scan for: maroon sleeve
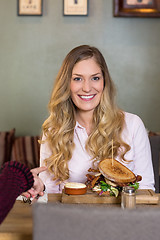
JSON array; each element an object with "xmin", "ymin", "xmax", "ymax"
[{"xmin": 0, "ymin": 161, "xmax": 34, "ymax": 224}]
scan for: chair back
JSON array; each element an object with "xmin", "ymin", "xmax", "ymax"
[
  {"xmin": 33, "ymin": 203, "xmax": 160, "ymax": 240},
  {"xmin": 149, "ymin": 135, "xmax": 160, "ymax": 193}
]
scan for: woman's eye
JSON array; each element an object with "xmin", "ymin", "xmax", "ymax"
[
  {"xmin": 73, "ymin": 77, "xmax": 81, "ymax": 81},
  {"xmin": 92, "ymin": 76, "xmax": 100, "ymax": 81}
]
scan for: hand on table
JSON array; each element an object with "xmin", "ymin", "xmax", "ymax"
[{"xmin": 22, "ymin": 166, "xmax": 47, "ymax": 199}]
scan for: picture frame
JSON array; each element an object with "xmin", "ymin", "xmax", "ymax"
[
  {"xmin": 113, "ymin": 0, "xmax": 160, "ymax": 17},
  {"xmin": 17, "ymin": 0, "xmax": 43, "ymax": 16},
  {"xmin": 63, "ymin": 0, "xmax": 88, "ymax": 16}
]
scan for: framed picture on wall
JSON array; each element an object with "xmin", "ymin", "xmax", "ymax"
[
  {"xmin": 63, "ymin": 0, "xmax": 88, "ymax": 16},
  {"xmin": 18, "ymin": 0, "xmax": 43, "ymax": 16},
  {"xmin": 113, "ymin": 0, "xmax": 160, "ymax": 17}
]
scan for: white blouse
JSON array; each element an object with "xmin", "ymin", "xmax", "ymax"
[{"xmin": 39, "ymin": 112, "xmax": 155, "ymax": 193}]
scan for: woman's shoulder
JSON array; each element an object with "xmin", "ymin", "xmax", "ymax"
[
  {"xmin": 123, "ymin": 111, "xmax": 145, "ymax": 130},
  {"xmin": 122, "ymin": 112, "xmax": 148, "ymax": 139},
  {"xmin": 124, "ymin": 111, "xmax": 142, "ymax": 122}
]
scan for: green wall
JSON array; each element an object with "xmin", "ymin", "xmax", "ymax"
[{"xmin": 0, "ymin": 0, "xmax": 160, "ymax": 136}]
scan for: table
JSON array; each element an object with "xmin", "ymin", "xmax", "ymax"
[
  {"xmin": 0, "ymin": 194, "xmax": 61, "ymax": 240},
  {"xmin": 0, "ymin": 193, "xmax": 160, "ymax": 240}
]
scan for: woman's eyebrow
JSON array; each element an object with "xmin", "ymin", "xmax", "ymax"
[
  {"xmin": 72, "ymin": 72, "xmax": 102, "ymax": 76},
  {"xmin": 91, "ymin": 72, "xmax": 102, "ymax": 76},
  {"xmin": 72, "ymin": 73, "xmax": 83, "ymax": 76}
]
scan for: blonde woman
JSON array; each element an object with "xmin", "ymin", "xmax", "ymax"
[{"xmin": 34, "ymin": 45, "xmax": 154, "ymax": 194}]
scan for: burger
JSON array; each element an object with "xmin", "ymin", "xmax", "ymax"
[{"xmin": 85, "ymin": 158, "xmax": 142, "ymax": 197}]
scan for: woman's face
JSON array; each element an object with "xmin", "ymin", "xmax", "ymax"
[{"xmin": 70, "ymin": 57, "xmax": 104, "ymax": 115}]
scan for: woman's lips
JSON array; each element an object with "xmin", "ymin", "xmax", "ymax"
[{"xmin": 78, "ymin": 94, "xmax": 96, "ymax": 101}]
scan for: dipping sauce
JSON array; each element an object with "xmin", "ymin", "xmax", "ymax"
[{"xmin": 64, "ymin": 182, "xmax": 87, "ymax": 195}]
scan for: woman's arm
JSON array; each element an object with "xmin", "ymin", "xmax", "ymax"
[
  {"xmin": 132, "ymin": 116, "xmax": 155, "ymax": 190},
  {"xmin": 39, "ymin": 137, "xmax": 61, "ymax": 193},
  {"xmin": 124, "ymin": 113, "xmax": 155, "ymax": 191}
]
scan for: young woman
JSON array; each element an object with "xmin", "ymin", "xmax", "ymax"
[{"xmin": 35, "ymin": 45, "xmax": 154, "ymax": 194}]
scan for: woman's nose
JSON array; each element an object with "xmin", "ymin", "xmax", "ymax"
[{"xmin": 82, "ymin": 80, "xmax": 91, "ymax": 92}]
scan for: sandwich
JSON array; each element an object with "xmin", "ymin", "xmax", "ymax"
[{"xmin": 85, "ymin": 158, "xmax": 142, "ymax": 197}]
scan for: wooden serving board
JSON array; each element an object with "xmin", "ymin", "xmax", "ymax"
[{"xmin": 61, "ymin": 189, "xmax": 159, "ymax": 205}]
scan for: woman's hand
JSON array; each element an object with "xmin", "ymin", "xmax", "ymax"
[{"xmin": 22, "ymin": 166, "xmax": 47, "ymax": 199}]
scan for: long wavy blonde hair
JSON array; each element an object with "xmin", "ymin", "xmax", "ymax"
[{"xmin": 41, "ymin": 45, "xmax": 130, "ymax": 182}]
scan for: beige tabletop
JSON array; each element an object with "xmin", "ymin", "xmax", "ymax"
[{"xmin": 0, "ymin": 193, "xmax": 160, "ymax": 240}]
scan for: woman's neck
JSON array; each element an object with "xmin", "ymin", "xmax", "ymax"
[{"xmin": 75, "ymin": 111, "xmax": 94, "ymax": 136}]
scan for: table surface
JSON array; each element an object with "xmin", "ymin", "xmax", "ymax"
[{"xmin": 0, "ymin": 193, "xmax": 160, "ymax": 240}]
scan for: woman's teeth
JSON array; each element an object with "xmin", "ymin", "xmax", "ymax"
[{"xmin": 80, "ymin": 95, "xmax": 94, "ymax": 99}]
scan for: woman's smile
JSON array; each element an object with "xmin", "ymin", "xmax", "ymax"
[{"xmin": 78, "ymin": 94, "xmax": 96, "ymax": 101}]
